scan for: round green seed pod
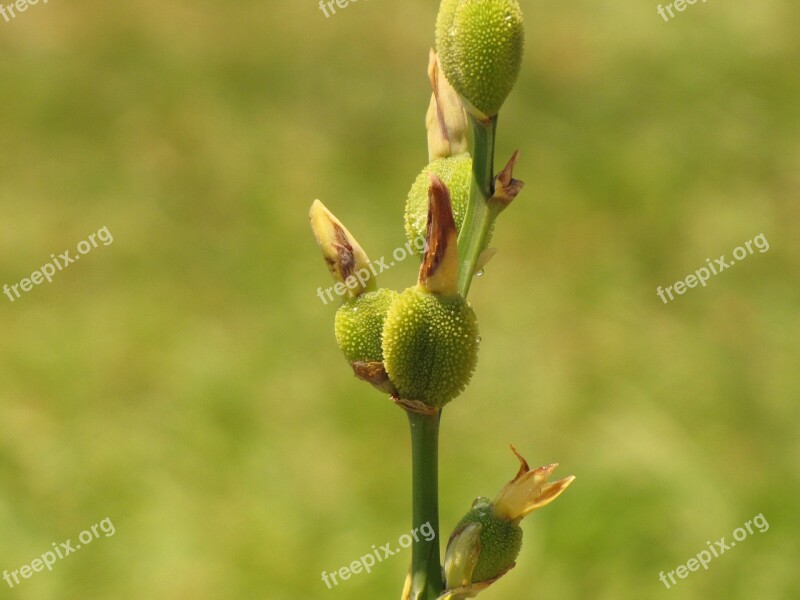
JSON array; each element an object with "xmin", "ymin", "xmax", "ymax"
[
  {"xmin": 382, "ymin": 286, "xmax": 479, "ymax": 408},
  {"xmin": 334, "ymin": 289, "xmax": 398, "ymax": 363},
  {"xmin": 454, "ymin": 498, "xmax": 523, "ymax": 583},
  {"xmin": 405, "ymin": 153, "xmax": 472, "ymax": 257},
  {"xmin": 435, "ymin": 0, "xmax": 461, "ymax": 82},
  {"xmin": 436, "ymin": 0, "xmax": 524, "ymax": 117}
]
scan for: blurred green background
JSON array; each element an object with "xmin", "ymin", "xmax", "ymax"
[{"xmin": 1, "ymin": 0, "xmax": 798, "ymax": 598}]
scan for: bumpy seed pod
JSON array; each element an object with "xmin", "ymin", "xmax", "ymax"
[
  {"xmin": 448, "ymin": 497, "xmax": 523, "ymax": 584},
  {"xmin": 335, "ymin": 288, "xmax": 398, "ymax": 363},
  {"xmin": 436, "ymin": 0, "xmax": 525, "ymax": 118},
  {"xmin": 404, "ymin": 153, "xmax": 472, "ymax": 257},
  {"xmin": 382, "ymin": 286, "xmax": 479, "ymax": 408},
  {"xmin": 443, "ymin": 448, "xmax": 575, "ymax": 594},
  {"xmin": 436, "ymin": 0, "xmax": 461, "ymax": 56},
  {"xmin": 385, "ymin": 175, "xmax": 479, "ymax": 408}
]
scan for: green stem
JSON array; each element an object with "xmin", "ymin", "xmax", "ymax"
[
  {"xmin": 457, "ymin": 114, "xmax": 500, "ymax": 298},
  {"xmin": 407, "ymin": 409, "xmax": 444, "ymax": 600},
  {"xmin": 406, "ymin": 114, "xmax": 501, "ymax": 600}
]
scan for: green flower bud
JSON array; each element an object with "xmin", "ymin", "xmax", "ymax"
[
  {"xmin": 405, "ymin": 154, "xmax": 472, "ymax": 257},
  {"xmin": 436, "ymin": 0, "xmax": 525, "ymax": 117},
  {"xmin": 334, "ymin": 288, "xmax": 398, "ymax": 363},
  {"xmin": 382, "ymin": 286, "xmax": 479, "ymax": 408}
]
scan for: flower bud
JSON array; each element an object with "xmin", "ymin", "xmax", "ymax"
[
  {"xmin": 436, "ymin": 0, "xmax": 525, "ymax": 118},
  {"xmin": 335, "ymin": 288, "xmax": 398, "ymax": 363},
  {"xmin": 405, "ymin": 153, "xmax": 472, "ymax": 257},
  {"xmin": 443, "ymin": 448, "xmax": 575, "ymax": 595},
  {"xmin": 309, "ymin": 199, "xmax": 376, "ymax": 299},
  {"xmin": 426, "ymin": 49, "xmax": 469, "ymax": 161}
]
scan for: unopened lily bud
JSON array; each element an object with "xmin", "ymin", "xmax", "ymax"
[
  {"xmin": 443, "ymin": 448, "xmax": 574, "ymax": 594},
  {"xmin": 436, "ymin": 0, "xmax": 525, "ymax": 118},
  {"xmin": 309, "ymin": 199, "xmax": 376, "ymax": 299},
  {"xmin": 384, "ymin": 176, "xmax": 479, "ymax": 408},
  {"xmin": 405, "ymin": 153, "xmax": 472, "ymax": 257},
  {"xmin": 335, "ymin": 288, "xmax": 398, "ymax": 363},
  {"xmin": 426, "ymin": 49, "xmax": 469, "ymax": 161}
]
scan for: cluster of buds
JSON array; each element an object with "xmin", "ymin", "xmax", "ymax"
[
  {"xmin": 310, "ymin": 172, "xmax": 478, "ymax": 410},
  {"xmin": 310, "ymin": 1, "xmax": 573, "ymax": 598}
]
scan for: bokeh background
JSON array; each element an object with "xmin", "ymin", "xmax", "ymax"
[{"xmin": 1, "ymin": 0, "xmax": 798, "ymax": 598}]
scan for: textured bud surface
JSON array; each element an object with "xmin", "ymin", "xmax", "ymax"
[
  {"xmin": 335, "ymin": 288, "xmax": 398, "ymax": 363},
  {"xmin": 455, "ymin": 501, "xmax": 523, "ymax": 583},
  {"xmin": 435, "ymin": 0, "xmax": 462, "ymax": 86},
  {"xmin": 405, "ymin": 154, "xmax": 472, "ymax": 256},
  {"xmin": 436, "ymin": 0, "xmax": 524, "ymax": 117},
  {"xmin": 382, "ymin": 286, "xmax": 479, "ymax": 407}
]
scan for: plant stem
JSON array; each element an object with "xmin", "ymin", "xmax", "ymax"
[
  {"xmin": 407, "ymin": 409, "xmax": 444, "ymax": 600},
  {"xmin": 457, "ymin": 113, "xmax": 500, "ymax": 298},
  {"xmin": 407, "ymin": 114, "xmax": 500, "ymax": 600}
]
